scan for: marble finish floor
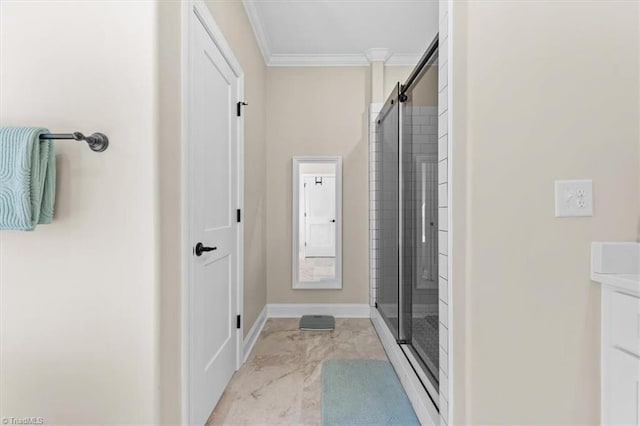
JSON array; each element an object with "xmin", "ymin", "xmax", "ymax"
[
  {"xmin": 207, "ymin": 318, "xmax": 388, "ymax": 425},
  {"xmin": 298, "ymin": 257, "xmax": 336, "ymax": 282}
]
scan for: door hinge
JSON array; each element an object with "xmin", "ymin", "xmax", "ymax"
[
  {"xmin": 237, "ymin": 101, "xmax": 248, "ymax": 117},
  {"xmin": 236, "ymin": 315, "xmax": 241, "ymax": 329},
  {"xmin": 237, "ymin": 209, "xmax": 241, "ymax": 223}
]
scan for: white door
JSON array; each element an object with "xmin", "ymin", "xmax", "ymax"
[
  {"xmin": 304, "ymin": 176, "xmax": 336, "ymax": 257},
  {"xmin": 189, "ymin": 10, "xmax": 238, "ymax": 426}
]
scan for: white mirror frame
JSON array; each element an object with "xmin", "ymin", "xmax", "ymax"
[{"xmin": 292, "ymin": 156, "xmax": 343, "ymax": 290}]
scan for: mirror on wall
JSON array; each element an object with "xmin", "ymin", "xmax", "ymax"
[{"xmin": 292, "ymin": 156, "xmax": 342, "ymax": 289}]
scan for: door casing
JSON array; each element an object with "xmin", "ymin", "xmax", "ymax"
[{"xmin": 181, "ymin": 1, "xmax": 244, "ymax": 424}]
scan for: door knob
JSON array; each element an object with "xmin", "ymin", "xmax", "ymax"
[
  {"xmin": 194, "ymin": 242, "xmax": 217, "ymax": 256},
  {"xmin": 330, "ymin": 219, "xmax": 336, "ymax": 223}
]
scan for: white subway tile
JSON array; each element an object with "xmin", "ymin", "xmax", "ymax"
[
  {"xmin": 439, "ymin": 300, "xmax": 448, "ymax": 328},
  {"xmin": 413, "ymin": 134, "xmax": 429, "ymax": 145},
  {"xmin": 438, "ymin": 110, "xmax": 448, "ymax": 137},
  {"xmin": 439, "ymin": 346, "xmax": 448, "ymax": 375},
  {"xmin": 439, "ymin": 230, "xmax": 448, "ymax": 255},
  {"xmin": 438, "ymin": 61, "xmax": 448, "ymax": 92},
  {"xmin": 439, "ymin": 0, "xmax": 448, "ymax": 24},
  {"xmin": 439, "ymin": 254, "xmax": 448, "ymax": 279},
  {"xmin": 439, "ymin": 368, "xmax": 449, "ymax": 402},
  {"xmin": 438, "ymin": 183, "xmax": 448, "ymax": 207},
  {"xmin": 439, "ymin": 278, "xmax": 448, "ymax": 303},
  {"xmin": 439, "ymin": 207, "xmax": 448, "ymax": 231},
  {"xmin": 439, "ymin": 86, "xmax": 448, "ymax": 116},
  {"xmin": 440, "ymin": 397, "xmax": 449, "ymax": 424},
  {"xmin": 439, "ymin": 322, "xmax": 448, "ymax": 350},
  {"xmin": 438, "ymin": 159, "xmax": 447, "ymax": 183},
  {"xmin": 440, "ymin": 34, "xmax": 449, "ymax": 64},
  {"xmin": 440, "ymin": 13, "xmax": 449, "ymax": 41},
  {"xmin": 438, "ymin": 135, "xmax": 448, "ymax": 161},
  {"xmin": 412, "ymin": 114, "xmax": 429, "ymax": 126}
]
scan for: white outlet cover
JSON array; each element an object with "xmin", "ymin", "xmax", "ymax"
[{"xmin": 555, "ymin": 179, "xmax": 593, "ymax": 217}]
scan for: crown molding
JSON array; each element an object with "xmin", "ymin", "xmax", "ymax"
[
  {"xmin": 385, "ymin": 53, "xmax": 422, "ymax": 66},
  {"xmin": 364, "ymin": 48, "xmax": 392, "ymax": 63},
  {"xmin": 267, "ymin": 53, "xmax": 421, "ymax": 67},
  {"xmin": 242, "ymin": 0, "xmax": 271, "ymax": 64},
  {"xmin": 268, "ymin": 53, "xmax": 370, "ymax": 67}
]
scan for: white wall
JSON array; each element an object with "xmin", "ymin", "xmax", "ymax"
[
  {"xmin": 450, "ymin": 1, "xmax": 640, "ymax": 423},
  {"xmin": 1, "ymin": 2, "xmax": 269, "ymax": 423},
  {"xmin": 0, "ymin": 1, "xmax": 160, "ymax": 423}
]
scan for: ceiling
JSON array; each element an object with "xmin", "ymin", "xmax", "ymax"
[{"xmin": 242, "ymin": 0, "xmax": 439, "ymax": 66}]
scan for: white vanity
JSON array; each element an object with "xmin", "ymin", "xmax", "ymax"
[{"xmin": 592, "ymin": 242, "xmax": 640, "ymax": 425}]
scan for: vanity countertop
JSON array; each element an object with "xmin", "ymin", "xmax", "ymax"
[
  {"xmin": 591, "ymin": 242, "xmax": 640, "ymax": 294},
  {"xmin": 591, "ymin": 272, "xmax": 640, "ymax": 294}
]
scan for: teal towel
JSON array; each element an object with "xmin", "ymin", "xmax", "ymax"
[{"xmin": 0, "ymin": 127, "xmax": 56, "ymax": 230}]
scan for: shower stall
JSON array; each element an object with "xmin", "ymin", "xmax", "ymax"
[{"xmin": 373, "ymin": 37, "xmax": 440, "ymax": 403}]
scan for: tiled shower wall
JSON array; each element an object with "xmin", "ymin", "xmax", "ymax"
[
  {"xmin": 369, "ymin": 105, "xmax": 439, "ymax": 313},
  {"xmin": 369, "ymin": 105, "xmax": 382, "ymax": 308},
  {"xmin": 437, "ymin": 1, "xmax": 451, "ymax": 423}
]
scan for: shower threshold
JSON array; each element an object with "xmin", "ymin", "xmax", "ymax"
[{"xmin": 401, "ymin": 345, "xmax": 440, "ymax": 409}]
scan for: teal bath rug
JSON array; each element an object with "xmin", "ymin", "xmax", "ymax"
[{"xmin": 321, "ymin": 359, "xmax": 420, "ymax": 425}]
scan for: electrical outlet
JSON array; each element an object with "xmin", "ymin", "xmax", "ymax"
[{"xmin": 555, "ymin": 180, "xmax": 593, "ymax": 217}]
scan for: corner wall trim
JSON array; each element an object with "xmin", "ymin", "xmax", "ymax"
[
  {"xmin": 267, "ymin": 303, "xmax": 370, "ymax": 318},
  {"xmin": 242, "ymin": 305, "xmax": 268, "ymax": 363}
]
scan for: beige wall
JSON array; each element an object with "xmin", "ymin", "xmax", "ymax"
[
  {"xmin": 451, "ymin": 1, "xmax": 640, "ymax": 424},
  {"xmin": 0, "ymin": 1, "xmax": 160, "ymax": 423},
  {"xmin": 411, "ymin": 65, "xmax": 438, "ymax": 107},
  {"xmin": 205, "ymin": 0, "xmax": 268, "ymax": 337},
  {"xmin": 384, "ymin": 65, "xmax": 413, "ymax": 99},
  {"xmin": 266, "ymin": 67, "xmax": 370, "ymax": 303},
  {"xmin": 157, "ymin": 1, "xmax": 183, "ymax": 424}
]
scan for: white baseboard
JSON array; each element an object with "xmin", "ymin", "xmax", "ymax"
[
  {"xmin": 370, "ymin": 307, "xmax": 440, "ymax": 426},
  {"xmin": 242, "ymin": 305, "xmax": 267, "ymax": 363},
  {"xmin": 267, "ymin": 303, "xmax": 370, "ymax": 318}
]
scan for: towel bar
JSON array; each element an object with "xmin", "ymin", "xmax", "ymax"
[{"xmin": 39, "ymin": 132, "xmax": 108, "ymax": 152}]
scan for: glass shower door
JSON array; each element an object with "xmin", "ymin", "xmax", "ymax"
[
  {"xmin": 402, "ymin": 51, "xmax": 440, "ymax": 388},
  {"xmin": 373, "ymin": 38, "xmax": 440, "ymax": 400},
  {"xmin": 375, "ymin": 84, "xmax": 400, "ymax": 338}
]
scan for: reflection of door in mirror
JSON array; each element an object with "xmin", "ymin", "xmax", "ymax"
[
  {"xmin": 303, "ymin": 175, "xmax": 336, "ymax": 257},
  {"xmin": 292, "ymin": 157, "xmax": 342, "ymax": 289}
]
